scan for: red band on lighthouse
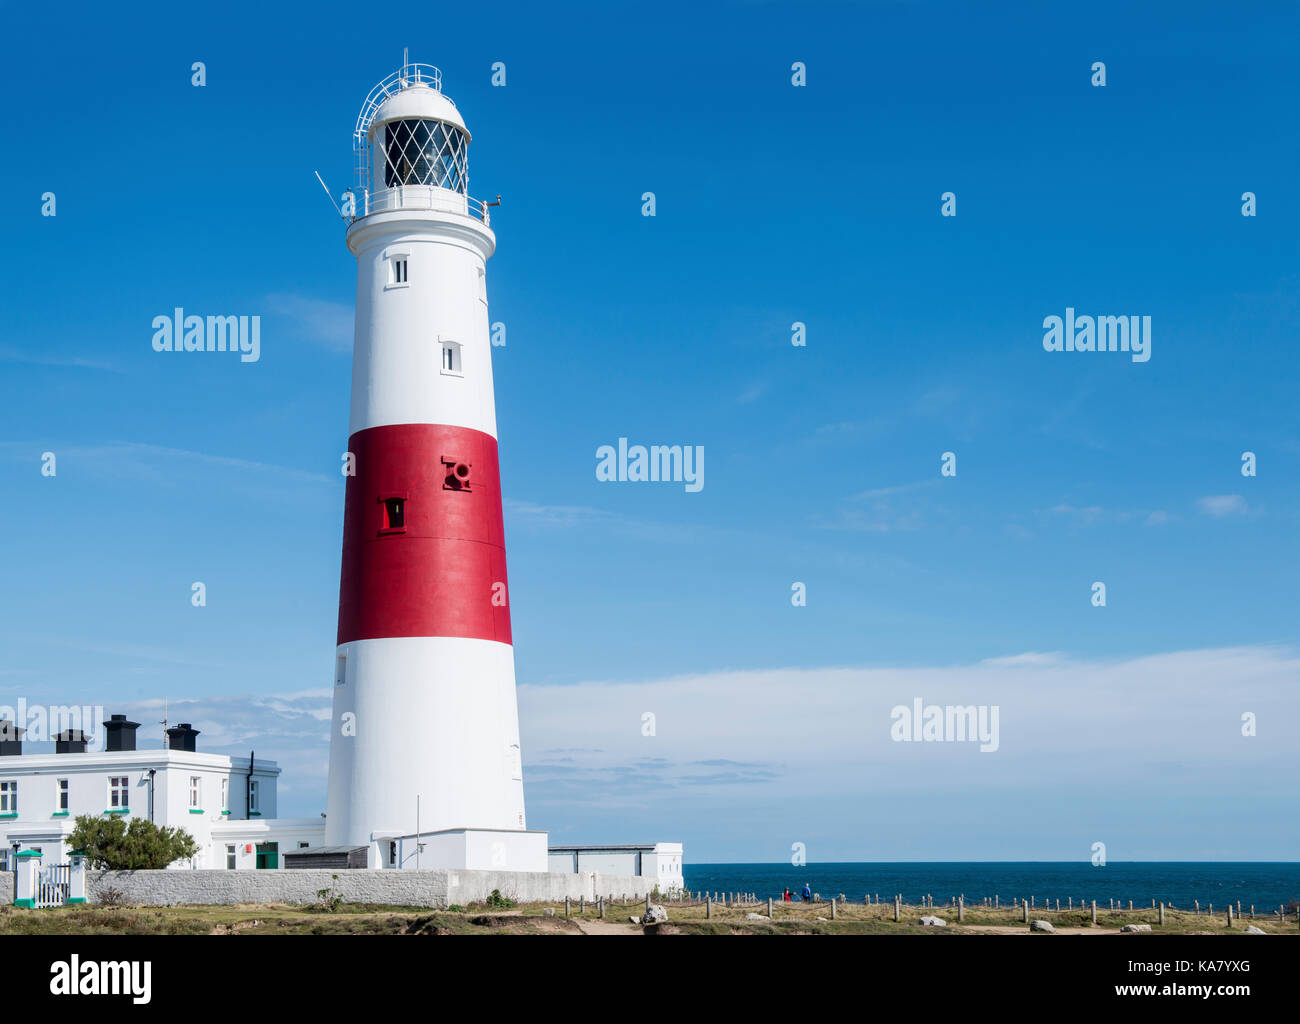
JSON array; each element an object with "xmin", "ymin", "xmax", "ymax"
[{"xmin": 336, "ymin": 422, "xmax": 511, "ymax": 646}]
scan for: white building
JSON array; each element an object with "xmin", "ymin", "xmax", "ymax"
[
  {"xmin": 548, "ymin": 844, "xmax": 685, "ymax": 895},
  {"xmin": 0, "ymin": 716, "xmax": 323, "ymax": 870}
]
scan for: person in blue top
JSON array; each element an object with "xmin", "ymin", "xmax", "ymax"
[{"xmin": 802, "ymin": 882, "xmax": 813, "ymax": 902}]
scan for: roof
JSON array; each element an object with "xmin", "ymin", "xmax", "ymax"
[{"xmin": 547, "ymin": 843, "xmax": 680, "ymax": 853}]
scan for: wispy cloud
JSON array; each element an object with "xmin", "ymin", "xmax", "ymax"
[
  {"xmin": 265, "ymin": 293, "xmax": 353, "ymax": 353},
  {"xmin": 0, "ymin": 346, "xmax": 122, "ymax": 372},
  {"xmin": 0, "ymin": 441, "xmax": 335, "ymax": 488},
  {"xmin": 812, "ymin": 480, "xmax": 939, "ymax": 532},
  {"xmin": 1196, "ymin": 494, "xmax": 1248, "ymax": 518},
  {"xmin": 505, "ymin": 500, "xmax": 612, "ymax": 529}
]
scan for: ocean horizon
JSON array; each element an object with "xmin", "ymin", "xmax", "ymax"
[{"xmin": 682, "ymin": 862, "xmax": 1300, "ymax": 910}]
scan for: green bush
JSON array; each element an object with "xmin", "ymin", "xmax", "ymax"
[{"xmin": 65, "ymin": 815, "xmax": 200, "ymax": 870}]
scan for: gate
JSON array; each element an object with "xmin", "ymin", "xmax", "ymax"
[{"xmin": 35, "ymin": 864, "xmax": 70, "ymax": 908}]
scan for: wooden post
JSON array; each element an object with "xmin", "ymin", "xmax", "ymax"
[
  {"xmin": 646, "ymin": 893, "xmax": 651, "ymax": 914},
  {"xmin": 579, "ymin": 895, "xmax": 585, "ymax": 915},
  {"xmin": 995, "ymin": 894, "xmax": 999, "ymax": 907},
  {"xmin": 705, "ymin": 897, "xmax": 711, "ymax": 919},
  {"xmin": 1159, "ymin": 902, "xmax": 1165, "ymax": 926},
  {"xmin": 831, "ymin": 898, "xmax": 837, "ymax": 920},
  {"xmin": 1055, "ymin": 899, "xmax": 1060, "ymax": 911},
  {"xmin": 894, "ymin": 895, "xmax": 901, "ymax": 922},
  {"xmin": 1226, "ymin": 905, "xmax": 1233, "ymax": 927},
  {"xmin": 1194, "ymin": 900, "xmax": 1199, "ymax": 914},
  {"xmin": 1068, "ymin": 897, "xmax": 1073, "ymax": 910},
  {"xmin": 598, "ymin": 897, "xmax": 604, "ymax": 919},
  {"xmin": 958, "ymin": 896, "xmax": 964, "ymax": 923},
  {"xmin": 1022, "ymin": 899, "xmax": 1028, "ymax": 924},
  {"xmin": 768, "ymin": 897, "xmax": 773, "ymax": 917},
  {"xmin": 1091, "ymin": 900, "xmax": 1097, "ymax": 924},
  {"xmin": 1128, "ymin": 900, "xmax": 1133, "ymax": 911},
  {"xmin": 564, "ymin": 896, "xmax": 570, "ymax": 918}
]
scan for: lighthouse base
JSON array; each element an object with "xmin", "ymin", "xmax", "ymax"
[{"xmin": 367, "ymin": 827, "xmax": 548, "ymax": 872}]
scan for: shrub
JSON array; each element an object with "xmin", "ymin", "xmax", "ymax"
[
  {"xmin": 65, "ymin": 816, "xmax": 200, "ymax": 871},
  {"xmin": 96, "ymin": 887, "xmax": 127, "ymax": 907}
]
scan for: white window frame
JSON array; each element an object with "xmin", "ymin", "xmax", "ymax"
[
  {"xmin": 189, "ymin": 775, "xmax": 201, "ymax": 809},
  {"xmin": 440, "ymin": 338, "xmax": 463, "ymax": 377},
  {"xmin": 0, "ymin": 780, "xmax": 16, "ymax": 814},
  {"xmin": 57, "ymin": 778, "xmax": 69, "ymax": 812},
  {"xmin": 108, "ymin": 776, "xmax": 129, "ymax": 809},
  {"xmin": 385, "ymin": 250, "xmax": 411, "ymax": 290}
]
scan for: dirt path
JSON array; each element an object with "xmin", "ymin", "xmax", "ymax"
[
  {"xmin": 957, "ymin": 924, "xmax": 1115, "ymax": 935},
  {"xmin": 573, "ymin": 918, "xmax": 642, "ymax": 935}
]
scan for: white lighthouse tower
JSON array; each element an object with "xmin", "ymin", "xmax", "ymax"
[{"xmin": 325, "ymin": 61, "xmax": 545, "ymax": 871}]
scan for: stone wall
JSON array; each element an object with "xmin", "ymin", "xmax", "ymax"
[
  {"xmin": 83, "ymin": 868, "xmax": 651, "ymax": 908},
  {"xmin": 1, "ymin": 871, "xmax": 11, "ymax": 903}
]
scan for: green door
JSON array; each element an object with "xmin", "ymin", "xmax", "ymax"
[{"xmin": 255, "ymin": 842, "xmax": 278, "ymax": 869}]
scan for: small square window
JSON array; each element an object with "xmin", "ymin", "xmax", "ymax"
[
  {"xmin": 440, "ymin": 339, "xmax": 462, "ymax": 376},
  {"xmin": 386, "ymin": 254, "xmax": 410, "ymax": 288},
  {"xmin": 378, "ymin": 495, "xmax": 407, "ymax": 534}
]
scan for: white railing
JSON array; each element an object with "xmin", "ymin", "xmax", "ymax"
[
  {"xmin": 354, "ymin": 62, "xmax": 449, "ymax": 205},
  {"xmin": 353, "ymin": 186, "xmax": 494, "ymax": 225}
]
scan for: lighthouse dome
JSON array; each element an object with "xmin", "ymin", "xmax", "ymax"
[
  {"xmin": 354, "ymin": 62, "xmax": 473, "ymax": 200},
  {"xmin": 370, "ymin": 82, "xmax": 468, "ymax": 137}
]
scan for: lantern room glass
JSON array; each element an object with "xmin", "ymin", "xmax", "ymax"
[{"xmin": 382, "ymin": 119, "xmax": 468, "ymax": 193}]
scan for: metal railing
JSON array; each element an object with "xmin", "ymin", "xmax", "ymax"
[{"xmin": 351, "ymin": 186, "xmax": 493, "ymax": 225}]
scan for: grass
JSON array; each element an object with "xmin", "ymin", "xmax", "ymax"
[{"xmin": 1, "ymin": 898, "xmax": 1294, "ymax": 936}]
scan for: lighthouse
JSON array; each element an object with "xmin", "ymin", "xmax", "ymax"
[{"xmin": 325, "ymin": 61, "xmax": 544, "ymax": 871}]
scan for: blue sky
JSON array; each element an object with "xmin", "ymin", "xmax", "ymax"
[{"xmin": 1, "ymin": 0, "xmax": 1297, "ymax": 860}]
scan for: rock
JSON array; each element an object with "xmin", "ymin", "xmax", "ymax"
[
  {"xmin": 1121, "ymin": 924, "xmax": 1152, "ymax": 933},
  {"xmin": 746, "ymin": 913, "xmax": 769, "ymax": 920},
  {"xmin": 542, "ymin": 908, "xmax": 556, "ymax": 917},
  {"xmin": 1243, "ymin": 926, "xmax": 1266, "ymax": 934},
  {"xmin": 918, "ymin": 915, "xmax": 947, "ymax": 927},
  {"xmin": 1030, "ymin": 920, "xmax": 1055, "ymax": 933},
  {"xmin": 642, "ymin": 904, "xmax": 668, "ymax": 924},
  {"xmin": 628, "ymin": 915, "xmax": 641, "ymax": 924}
]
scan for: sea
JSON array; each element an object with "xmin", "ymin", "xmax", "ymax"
[{"xmin": 683, "ymin": 863, "xmax": 1300, "ymax": 910}]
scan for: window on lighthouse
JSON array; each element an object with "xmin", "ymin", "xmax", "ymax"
[
  {"xmin": 440, "ymin": 340, "xmax": 463, "ymax": 376},
  {"xmin": 381, "ymin": 496, "xmax": 406, "ymax": 532},
  {"xmin": 392, "ymin": 258, "xmax": 408, "ymax": 284}
]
